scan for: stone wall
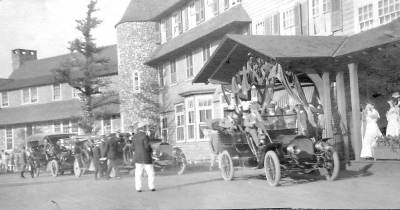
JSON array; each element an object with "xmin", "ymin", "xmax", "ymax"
[{"xmin": 116, "ymin": 22, "xmax": 159, "ymax": 131}]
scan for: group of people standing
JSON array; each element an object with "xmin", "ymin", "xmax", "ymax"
[
  {"xmin": 360, "ymin": 92, "xmax": 400, "ymax": 159},
  {"xmin": 90, "ymin": 122, "xmax": 156, "ymax": 192}
]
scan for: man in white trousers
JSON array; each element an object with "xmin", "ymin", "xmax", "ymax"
[{"xmin": 133, "ymin": 122, "xmax": 155, "ymax": 192}]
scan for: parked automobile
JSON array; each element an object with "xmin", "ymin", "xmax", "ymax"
[{"xmin": 27, "ymin": 133, "xmax": 76, "ymax": 177}]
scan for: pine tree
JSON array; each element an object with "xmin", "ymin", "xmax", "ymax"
[{"xmin": 55, "ymin": 0, "xmax": 115, "ymax": 134}]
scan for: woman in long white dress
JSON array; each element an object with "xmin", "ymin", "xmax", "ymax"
[
  {"xmin": 386, "ymin": 99, "xmax": 400, "ymax": 137},
  {"xmin": 361, "ymin": 104, "xmax": 382, "ymax": 159}
]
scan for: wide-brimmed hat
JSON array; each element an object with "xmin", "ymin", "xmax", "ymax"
[{"xmin": 392, "ymin": 92, "xmax": 400, "ymax": 98}]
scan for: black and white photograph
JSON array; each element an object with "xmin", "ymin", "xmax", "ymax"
[{"xmin": 0, "ymin": 0, "xmax": 400, "ymax": 209}]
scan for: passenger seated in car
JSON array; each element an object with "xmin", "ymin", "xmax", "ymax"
[
  {"xmin": 219, "ymin": 105, "xmax": 239, "ymax": 134},
  {"xmin": 243, "ymin": 102, "xmax": 268, "ymax": 146}
]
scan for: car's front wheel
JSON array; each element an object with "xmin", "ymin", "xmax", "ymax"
[
  {"xmin": 264, "ymin": 150, "xmax": 281, "ymax": 187},
  {"xmin": 50, "ymin": 160, "xmax": 59, "ymax": 177},
  {"xmin": 324, "ymin": 147, "xmax": 340, "ymax": 181}
]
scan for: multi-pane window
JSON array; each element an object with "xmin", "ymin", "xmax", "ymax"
[
  {"xmin": 103, "ymin": 118, "xmax": 112, "ymax": 135},
  {"xmin": 359, "ymin": 4, "xmax": 374, "ymax": 31},
  {"xmin": 31, "ymin": 87, "xmax": 38, "ymax": 103},
  {"xmin": 186, "ymin": 53, "xmax": 194, "ymax": 78},
  {"xmin": 5, "ymin": 128, "xmax": 13, "ymax": 150},
  {"xmin": 53, "ymin": 84, "xmax": 61, "ymax": 101},
  {"xmin": 63, "ymin": 121, "xmax": 70, "ymax": 133},
  {"xmin": 1, "ymin": 92, "xmax": 8, "ymax": 107},
  {"xmin": 71, "ymin": 120, "xmax": 79, "ymax": 134},
  {"xmin": 175, "ymin": 104, "xmax": 185, "ymax": 142},
  {"xmin": 133, "ymin": 71, "xmax": 140, "ymax": 93},
  {"xmin": 255, "ymin": 21, "xmax": 265, "ymax": 35},
  {"xmin": 282, "ymin": 8, "xmax": 295, "ymax": 30},
  {"xmin": 22, "ymin": 87, "xmax": 38, "ymax": 104},
  {"xmin": 195, "ymin": 0, "xmax": 205, "ymax": 24},
  {"xmin": 378, "ymin": 0, "xmax": 400, "ymax": 24},
  {"xmin": 161, "ymin": 116, "xmax": 168, "ymax": 142},
  {"xmin": 186, "ymin": 99, "xmax": 196, "ymax": 140},
  {"xmin": 170, "ymin": 60, "xmax": 177, "ymax": 84},
  {"xmin": 203, "ymin": 44, "xmax": 211, "ymax": 63},
  {"xmin": 72, "ymin": 87, "xmax": 80, "ymax": 98},
  {"xmin": 197, "ymin": 96, "xmax": 213, "ymax": 139},
  {"xmin": 54, "ymin": 121, "xmax": 61, "ymax": 133},
  {"xmin": 173, "ymin": 11, "xmax": 183, "ymax": 36}
]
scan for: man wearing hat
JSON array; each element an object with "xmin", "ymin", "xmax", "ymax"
[
  {"xmin": 133, "ymin": 121, "xmax": 155, "ymax": 192},
  {"xmin": 392, "ymin": 92, "xmax": 400, "ymax": 107}
]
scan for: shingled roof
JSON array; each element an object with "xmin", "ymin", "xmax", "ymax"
[
  {"xmin": 116, "ymin": 0, "xmax": 186, "ymax": 25},
  {"xmin": 2, "ymin": 45, "xmax": 117, "ymax": 91},
  {"xmin": 145, "ymin": 5, "xmax": 251, "ymax": 66},
  {"xmin": 194, "ymin": 19, "xmax": 400, "ymax": 84},
  {"xmin": 0, "ymin": 96, "xmax": 120, "ymax": 126}
]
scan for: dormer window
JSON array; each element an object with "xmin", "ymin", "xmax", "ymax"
[
  {"xmin": 195, "ymin": 0, "xmax": 205, "ymax": 24},
  {"xmin": 22, "ymin": 87, "xmax": 38, "ymax": 104},
  {"xmin": 173, "ymin": 11, "xmax": 183, "ymax": 36},
  {"xmin": 1, "ymin": 92, "xmax": 8, "ymax": 107}
]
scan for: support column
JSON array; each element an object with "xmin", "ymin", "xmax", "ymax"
[
  {"xmin": 322, "ymin": 72, "xmax": 333, "ymax": 138},
  {"xmin": 336, "ymin": 71, "xmax": 350, "ymax": 165},
  {"xmin": 348, "ymin": 63, "xmax": 361, "ymax": 160}
]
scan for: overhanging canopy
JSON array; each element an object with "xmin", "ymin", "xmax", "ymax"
[{"xmin": 193, "ymin": 19, "xmax": 400, "ymax": 84}]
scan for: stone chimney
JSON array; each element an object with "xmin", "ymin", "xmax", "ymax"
[{"xmin": 11, "ymin": 49, "xmax": 37, "ymax": 70}]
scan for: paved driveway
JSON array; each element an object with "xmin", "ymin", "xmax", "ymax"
[{"xmin": 0, "ymin": 161, "xmax": 399, "ymax": 210}]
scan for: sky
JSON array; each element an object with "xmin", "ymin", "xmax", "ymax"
[{"xmin": 0, "ymin": 0, "xmax": 131, "ymax": 78}]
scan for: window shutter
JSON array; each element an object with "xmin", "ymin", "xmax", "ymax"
[
  {"xmin": 166, "ymin": 17, "xmax": 172, "ymax": 41},
  {"xmin": 273, "ymin": 13, "xmax": 280, "ymax": 35},
  {"xmin": 301, "ymin": 1, "xmax": 309, "ymax": 35},
  {"xmin": 178, "ymin": 11, "xmax": 183, "ymax": 34},
  {"xmin": 155, "ymin": 22, "xmax": 161, "ymax": 44},
  {"xmin": 183, "ymin": 7, "xmax": 189, "ymax": 31},
  {"xmin": 264, "ymin": 16, "xmax": 273, "ymax": 35},
  {"xmin": 294, "ymin": 4, "xmax": 302, "ymax": 35},
  {"xmin": 331, "ymin": 0, "xmax": 343, "ymax": 32}
]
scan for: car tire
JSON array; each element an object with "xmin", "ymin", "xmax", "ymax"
[
  {"xmin": 50, "ymin": 160, "xmax": 59, "ymax": 177},
  {"xmin": 324, "ymin": 148, "xmax": 340, "ymax": 181},
  {"xmin": 264, "ymin": 150, "xmax": 281, "ymax": 187},
  {"xmin": 219, "ymin": 150, "xmax": 234, "ymax": 181}
]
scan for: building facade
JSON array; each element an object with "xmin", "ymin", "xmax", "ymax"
[
  {"xmin": 0, "ymin": 46, "xmax": 121, "ymax": 152},
  {"xmin": 117, "ymin": 0, "xmax": 400, "ymax": 162}
]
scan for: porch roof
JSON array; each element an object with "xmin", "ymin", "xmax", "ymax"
[{"xmin": 193, "ymin": 19, "xmax": 400, "ymax": 84}]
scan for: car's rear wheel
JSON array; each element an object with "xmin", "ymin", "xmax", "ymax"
[
  {"xmin": 74, "ymin": 159, "xmax": 82, "ymax": 177},
  {"xmin": 219, "ymin": 150, "xmax": 234, "ymax": 181},
  {"xmin": 50, "ymin": 160, "xmax": 59, "ymax": 177},
  {"xmin": 324, "ymin": 147, "xmax": 340, "ymax": 181},
  {"xmin": 264, "ymin": 150, "xmax": 281, "ymax": 187},
  {"xmin": 175, "ymin": 149, "xmax": 187, "ymax": 176}
]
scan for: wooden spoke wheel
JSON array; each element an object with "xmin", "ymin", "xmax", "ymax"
[
  {"xmin": 50, "ymin": 160, "xmax": 59, "ymax": 177},
  {"xmin": 74, "ymin": 159, "xmax": 85, "ymax": 177},
  {"xmin": 219, "ymin": 150, "xmax": 234, "ymax": 181},
  {"xmin": 175, "ymin": 151, "xmax": 187, "ymax": 176},
  {"xmin": 324, "ymin": 148, "xmax": 340, "ymax": 181},
  {"xmin": 264, "ymin": 151, "xmax": 281, "ymax": 187}
]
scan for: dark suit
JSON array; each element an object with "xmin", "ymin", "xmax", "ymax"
[
  {"xmin": 104, "ymin": 136, "xmax": 120, "ymax": 178},
  {"xmin": 133, "ymin": 131, "xmax": 155, "ymax": 191},
  {"xmin": 133, "ymin": 132, "xmax": 152, "ymax": 164},
  {"xmin": 92, "ymin": 146, "xmax": 102, "ymax": 179}
]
